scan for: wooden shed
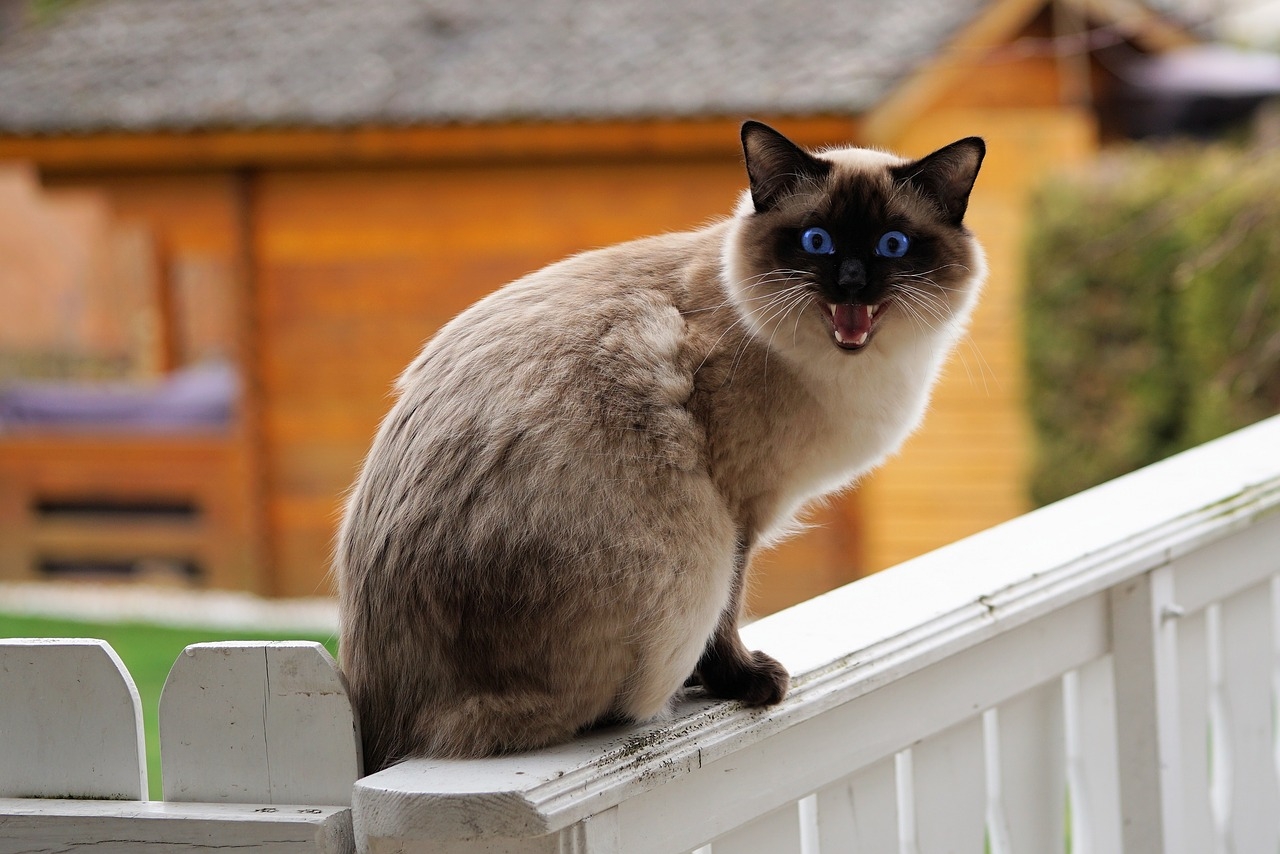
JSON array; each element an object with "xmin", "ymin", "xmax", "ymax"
[{"xmin": 0, "ymin": 0, "xmax": 1190, "ymax": 611}]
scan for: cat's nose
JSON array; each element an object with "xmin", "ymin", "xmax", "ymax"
[{"xmin": 838, "ymin": 258, "xmax": 867, "ymax": 294}]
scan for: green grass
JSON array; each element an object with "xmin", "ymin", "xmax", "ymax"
[{"xmin": 1, "ymin": 613, "xmax": 338, "ymax": 800}]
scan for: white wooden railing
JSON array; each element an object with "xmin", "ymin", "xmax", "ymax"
[{"xmin": 4, "ymin": 415, "xmax": 1280, "ymax": 854}]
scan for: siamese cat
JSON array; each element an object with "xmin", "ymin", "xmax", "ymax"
[{"xmin": 337, "ymin": 121, "xmax": 986, "ymax": 771}]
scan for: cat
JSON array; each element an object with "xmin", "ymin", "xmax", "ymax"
[{"xmin": 336, "ymin": 121, "xmax": 986, "ymax": 771}]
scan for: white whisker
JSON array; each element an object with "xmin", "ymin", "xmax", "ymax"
[
  {"xmin": 726, "ymin": 281, "xmax": 812, "ymax": 384},
  {"xmin": 691, "ymin": 269, "xmax": 814, "ymax": 382}
]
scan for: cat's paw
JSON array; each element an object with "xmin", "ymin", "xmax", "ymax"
[{"xmin": 699, "ymin": 650, "xmax": 789, "ymax": 707}]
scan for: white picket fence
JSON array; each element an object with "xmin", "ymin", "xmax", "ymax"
[
  {"xmin": 0, "ymin": 640, "xmax": 360, "ymax": 853},
  {"xmin": 3, "ymin": 415, "xmax": 1280, "ymax": 854}
]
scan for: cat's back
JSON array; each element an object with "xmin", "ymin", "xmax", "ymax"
[
  {"xmin": 368, "ymin": 226, "xmax": 730, "ymax": 496},
  {"xmin": 343, "ymin": 223, "xmax": 729, "ymax": 578},
  {"xmin": 396, "ymin": 226, "xmax": 722, "ymax": 405}
]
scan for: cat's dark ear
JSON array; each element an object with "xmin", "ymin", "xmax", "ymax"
[
  {"xmin": 740, "ymin": 120, "xmax": 830, "ymax": 213},
  {"xmin": 893, "ymin": 137, "xmax": 985, "ymax": 226}
]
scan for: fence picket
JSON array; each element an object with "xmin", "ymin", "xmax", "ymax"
[
  {"xmin": 709, "ymin": 801, "xmax": 803, "ymax": 854},
  {"xmin": 896, "ymin": 750, "xmax": 920, "ymax": 854},
  {"xmin": 1064, "ymin": 657, "xmax": 1122, "ymax": 854},
  {"xmin": 981, "ymin": 710, "xmax": 1013, "ymax": 854},
  {"xmin": 0, "ymin": 800, "xmax": 354, "ymax": 854},
  {"xmin": 993, "ymin": 681, "xmax": 1066, "ymax": 854},
  {"xmin": 910, "ymin": 716, "xmax": 986, "ymax": 853},
  {"xmin": 1171, "ymin": 608, "xmax": 1214, "ymax": 852},
  {"xmin": 797, "ymin": 794, "xmax": 819, "ymax": 854},
  {"xmin": 1219, "ymin": 581, "xmax": 1280, "ymax": 852},
  {"xmin": 1111, "ymin": 566, "xmax": 1186, "ymax": 853},
  {"xmin": 814, "ymin": 757, "xmax": 898, "ymax": 853},
  {"xmin": 1205, "ymin": 605, "xmax": 1232, "ymax": 853},
  {"xmin": 1273, "ymin": 579, "xmax": 1280, "ymax": 829},
  {"xmin": 159, "ymin": 641, "xmax": 361, "ymax": 806},
  {"xmin": 0, "ymin": 638, "xmax": 145, "ymax": 800}
]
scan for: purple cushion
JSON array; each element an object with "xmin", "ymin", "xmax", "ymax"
[{"xmin": 0, "ymin": 360, "xmax": 238, "ymax": 433}]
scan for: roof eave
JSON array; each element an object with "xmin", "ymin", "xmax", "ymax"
[{"xmin": 0, "ymin": 115, "xmax": 865, "ymax": 172}]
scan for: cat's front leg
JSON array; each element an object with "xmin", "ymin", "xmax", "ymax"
[{"xmin": 690, "ymin": 539, "xmax": 789, "ymax": 706}]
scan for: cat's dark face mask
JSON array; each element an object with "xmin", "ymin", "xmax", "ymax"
[{"xmin": 737, "ymin": 121, "xmax": 984, "ymax": 353}]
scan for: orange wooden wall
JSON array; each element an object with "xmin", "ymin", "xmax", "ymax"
[
  {"xmin": 250, "ymin": 153, "xmax": 865, "ymax": 607},
  {"xmin": 35, "ymin": 128, "xmax": 869, "ymax": 609},
  {"xmin": 30, "ymin": 112, "xmax": 1090, "ymax": 614}
]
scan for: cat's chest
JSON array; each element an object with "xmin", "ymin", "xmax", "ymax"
[
  {"xmin": 823, "ymin": 351, "xmax": 933, "ymax": 453},
  {"xmin": 808, "ymin": 354, "xmax": 927, "ymax": 463},
  {"xmin": 749, "ymin": 339, "xmax": 942, "ymax": 530}
]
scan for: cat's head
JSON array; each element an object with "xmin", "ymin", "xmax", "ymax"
[{"xmin": 724, "ymin": 121, "xmax": 985, "ymax": 357}]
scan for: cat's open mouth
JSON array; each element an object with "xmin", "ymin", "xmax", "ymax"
[{"xmin": 822, "ymin": 301, "xmax": 885, "ymax": 351}]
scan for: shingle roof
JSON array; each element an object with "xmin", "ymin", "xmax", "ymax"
[{"xmin": 0, "ymin": 0, "xmax": 990, "ymax": 133}]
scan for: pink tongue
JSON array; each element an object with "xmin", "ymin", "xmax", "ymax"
[{"xmin": 833, "ymin": 303, "xmax": 872, "ymax": 339}]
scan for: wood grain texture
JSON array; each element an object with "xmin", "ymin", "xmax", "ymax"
[
  {"xmin": 250, "ymin": 156, "xmax": 872, "ymax": 600},
  {"xmin": 858, "ymin": 106, "xmax": 1098, "ymax": 573}
]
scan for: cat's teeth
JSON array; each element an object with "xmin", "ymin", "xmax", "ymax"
[
  {"xmin": 833, "ymin": 327, "xmax": 870, "ymax": 347},
  {"xmin": 868, "ymin": 303, "xmax": 880, "ymax": 318}
]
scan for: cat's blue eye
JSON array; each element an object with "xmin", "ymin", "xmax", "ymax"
[
  {"xmin": 875, "ymin": 230, "xmax": 910, "ymax": 258},
  {"xmin": 800, "ymin": 227, "xmax": 835, "ymax": 255}
]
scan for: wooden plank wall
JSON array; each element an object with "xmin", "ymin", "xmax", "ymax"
[{"xmin": 36, "ymin": 141, "xmax": 867, "ymax": 608}]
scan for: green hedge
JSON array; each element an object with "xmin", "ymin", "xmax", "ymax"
[{"xmin": 1026, "ymin": 144, "xmax": 1280, "ymax": 506}]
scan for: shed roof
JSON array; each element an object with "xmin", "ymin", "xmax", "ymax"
[{"xmin": 0, "ymin": 0, "xmax": 992, "ymax": 133}]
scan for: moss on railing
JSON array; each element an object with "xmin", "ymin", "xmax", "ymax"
[{"xmin": 1025, "ymin": 142, "xmax": 1280, "ymax": 505}]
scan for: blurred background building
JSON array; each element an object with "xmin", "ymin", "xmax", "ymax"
[{"xmin": 0, "ymin": 0, "xmax": 1272, "ymax": 611}]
